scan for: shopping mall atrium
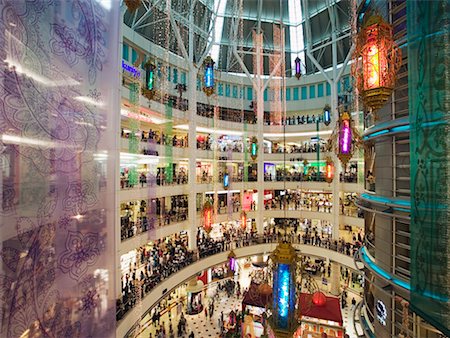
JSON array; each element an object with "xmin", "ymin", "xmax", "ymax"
[{"xmin": 0, "ymin": 0, "xmax": 449, "ymax": 337}]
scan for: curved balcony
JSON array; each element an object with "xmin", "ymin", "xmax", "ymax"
[
  {"xmin": 363, "ymin": 117, "xmax": 409, "ymax": 141},
  {"xmin": 356, "ymin": 192, "xmax": 411, "ymax": 220},
  {"xmin": 116, "ymin": 235, "xmax": 363, "ymax": 337}
]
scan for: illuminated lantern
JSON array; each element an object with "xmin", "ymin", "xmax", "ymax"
[
  {"xmin": 228, "ymin": 250, "xmax": 237, "ymax": 274},
  {"xmin": 337, "ymin": 112, "xmax": 353, "ymax": 167},
  {"xmin": 324, "ymin": 157, "xmax": 334, "ymax": 183},
  {"xmin": 142, "ymin": 60, "xmax": 156, "ymax": 100},
  {"xmin": 294, "ymin": 57, "xmax": 302, "ymax": 80},
  {"xmin": 202, "ymin": 200, "xmax": 213, "ymax": 234},
  {"xmin": 250, "ymin": 136, "xmax": 258, "ymax": 161},
  {"xmin": 312, "ymin": 292, "xmax": 327, "ymax": 307},
  {"xmin": 323, "ymin": 104, "xmax": 331, "ymax": 126},
  {"xmin": 240, "ymin": 211, "xmax": 247, "ymax": 230},
  {"xmin": 203, "ymin": 56, "xmax": 215, "ymax": 96},
  {"xmin": 223, "ymin": 172, "xmax": 229, "ymax": 189},
  {"xmin": 353, "ymin": 15, "xmax": 401, "ymax": 117}
]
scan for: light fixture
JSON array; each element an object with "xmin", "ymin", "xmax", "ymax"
[
  {"xmin": 142, "ymin": 60, "xmax": 156, "ymax": 100},
  {"xmin": 203, "ymin": 56, "xmax": 215, "ymax": 96},
  {"xmin": 352, "ymin": 14, "xmax": 402, "ymax": 118},
  {"xmin": 323, "ymin": 104, "xmax": 331, "ymax": 126},
  {"xmin": 294, "ymin": 56, "xmax": 302, "ymax": 80}
]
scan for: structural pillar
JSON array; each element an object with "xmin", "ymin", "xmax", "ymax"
[{"xmin": 330, "ymin": 261, "xmax": 341, "ymax": 296}]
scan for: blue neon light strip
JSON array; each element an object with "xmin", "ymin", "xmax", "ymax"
[
  {"xmin": 363, "ymin": 124, "xmax": 410, "ymax": 140},
  {"xmin": 361, "ymin": 247, "xmax": 449, "ymax": 302},
  {"xmin": 361, "ymin": 193, "xmax": 411, "ymax": 208}
]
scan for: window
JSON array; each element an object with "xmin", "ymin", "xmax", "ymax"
[
  {"xmin": 337, "ymin": 81, "xmax": 341, "ymax": 93},
  {"xmin": 309, "ymin": 85, "xmax": 316, "ymax": 99},
  {"xmin": 301, "ymin": 87, "xmax": 307, "ymax": 100},
  {"xmin": 232, "ymin": 85, "xmax": 238, "ymax": 98},
  {"xmin": 247, "ymin": 87, "xmax": 253, "ymax": 101},
  {"xmin": 181, "ymin": 72, "xmax": 186, "ymax": 85},
  {"xmin": 225, "ymin": 84, "xmax": 230, "ymax": 97},
  {"xmin": 122, "ymin": 43, "xmax": 129, "ymax": 61},
  {"xmin": 343, "ymin": 76, "xmax": 350, "ymax": 92},
  {"xmin": 218, "ymin": 82, "xmax": 224, "ymax": 96},
  {"xmin": 317, "ymin": 83, "xmax": 324, "ymax": 97},
  {"xmin": 240, "ymin": 87, "xmax": 244, "ymax": 99},
  {"xmin": 286, "ymin": 88, "xmax": 291, "ymax": 101},
  {"xmin": 293, "ymin": 87, "xmax": 299, "ymax": 100},
  {"xmin": 264, "ymin": 89, "xmax": 268, "ymax": 101},
  {"xmin": 326, "ymin": 83, "xmax": 331, "ymax": 96},
  {"xmin": 131, "ymin": 48, "xmax": 138, "ymax": 64},
  {"xmin": 167, "ymin": 66, "xmax": 171, "ymax": 82},
  {"xmin": 157, "ymin": 63, "xmax": 162, "ymax": 77},
  {"xmin": 173, "ymin": 68, "xmax": 178, "ymax": 83}
]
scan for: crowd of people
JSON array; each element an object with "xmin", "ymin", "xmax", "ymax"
[
  {"xmin": 121, "ymin": 128, "xmax": 189, "ymax": 148},
  {"xmin": 120, "ymin": 168, "xmax": 188, "ymax": 189},
  {"xmin": 264, "ymin": 113, "xmax": 327, "ymax": 126},
  {"xmin": 267, "ymin": 141, "xmax": 327, "ymax": 154},
  {"xmin": 264, "ymin": 169, "xmax": 328, "ymax": 182},
  {"xmin": 117, "ymin": 236, "xmax": 194, "ymax": 321},
  {"xmin": 120, "ymin": 196, "xmax": 189, "ymax": 241},
  {"xmin": 264, "ymin": 191, "xmax": 334, "ymax": 213},
  {"xmin": 197, "ymin": 103, "xmax": 257, "ymax": 124}
]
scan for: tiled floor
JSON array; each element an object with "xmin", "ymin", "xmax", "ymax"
[{"xmin": 139, "ymin": 265, "xmax": 362, "ymax": 338}]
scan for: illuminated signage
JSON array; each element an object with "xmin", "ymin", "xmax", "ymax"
[
  {"xmin": 122, "ymin": 60, "xmax": 141, "ymax": 78},
  {"xmin": 223, "ymin": 173, "xmax": 229, "ymax": 189}
]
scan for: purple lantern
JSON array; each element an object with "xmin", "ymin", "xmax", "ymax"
[{"xmin": 295, "ymin": 57, "xmax": 302, "ymax": 79}]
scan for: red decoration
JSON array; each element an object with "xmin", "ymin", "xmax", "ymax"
[
  {"xmin": 240, "ymin": 211, "xmax": 247, "ymax": 230},
  {"xmin": 353, "ymin": 15, "xmax": 402, "ymax": 116},
  {"xmin": 202, "ymin": 200, "xmax": 213, "ymax": 233},
  {"xmin": 312, "ymin": 292, "xmax": 327, "ymax": 307},
  {"xmin": 324, "ymin": 157, "xmax": 334, "ymax": 183}
]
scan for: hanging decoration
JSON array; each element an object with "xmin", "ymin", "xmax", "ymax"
[
  {"xmin": 124, "ymin": 0, "xmax": 141, "ymax": 12},
  {"xmin": 227, "ymin": 250, "xmax": 237, "ymax": 274},
  {"xmin": 324, "ymin": 157, "xmax": 334, "ymax": 183},
  {"xmin": 323, "ymin": 104, "xmax": 331, "ymax": 126},
  {"xmin": 294, "ymin": 57, "xmax": 302, "ymax": 80},
  {"xmin": 142, "ymin": 60, "xmax": 156, "ymax": 100},
  {"xmin": 327, "ymin": 111, "xmax": 363, "ymax": 168},
  {"xmin": 202, "ymin": 200, "xmax": 214, "ymax": 234},
  {"xmin": 223, "ymin": 172, "xmax": 230, "ymax": 189},
  {"xmin": 352, "ymin": 14, "xmax": 402, "ymax": 117},
  {"xmin": 240, "ymin": 211, "xmax": 247, "ymax": 230},
  {"xmin": 250, "ymin": 136, "xmax": 258, "ymax": 161},
  {"xmin": 202, "ymin": 56, "xmax": 215, "ymax": 96}
]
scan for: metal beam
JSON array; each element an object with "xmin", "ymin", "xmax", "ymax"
[
  {"xmin": 169, "ymin": 9, "xmax": 190, "ymax": 64},
  {"xmin": 131, "ymin": 0, "xmax": 164, "ymax": 30}
]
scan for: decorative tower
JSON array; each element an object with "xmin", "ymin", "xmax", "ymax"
[{"xmin": 267, "ymin": 242, "xmax": 300, "ymax": 337}]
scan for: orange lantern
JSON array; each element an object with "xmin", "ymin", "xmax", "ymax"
[
  {"xmin": 353, "ymin": 15, "xmax": 401, "ymax": 116},
  {"xmin": 324, "ymin": 157, "xmax": 334, "ymax": 183},
  {"xmin": 240, "ymin": 211, "xmax": 247, "ymax": 230},
  {"xmin": 202, "ymin": 200, "xmax": 213, "ymax": 234}
]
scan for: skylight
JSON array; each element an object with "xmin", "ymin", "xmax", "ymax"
[{"xmin": 288, "ymin": 0, "xmax": 306, "ymax": 75}]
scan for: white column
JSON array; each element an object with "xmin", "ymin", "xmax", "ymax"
[
  {"xmin": 255, "ymin": 33, "xmax": 265, "ymax": 235},
  {"xmin": 187, "ymin": 70, "xmax": 198, "ymax": 250},
  {"xmin": 330, "ymin": 261, "xmax": 341, "ymax": 296}
]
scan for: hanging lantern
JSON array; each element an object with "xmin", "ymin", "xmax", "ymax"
[
  {"xmin": 223, "ymin": 172, "xmax": 229, "ymax": 189},
  {"xmin": 203, "ymin": 56, "xmax": 215, "ymax": 96},
  {"xmin": 202, "ymin": 200, "xmax": 213, "ymax": 234},
  {"xmin": 337, "ymin": 112, "xmax": 354, "ymax": 167},
  {"xmin": 294, "ymin": 57, "xmax": 302, "ymax": 80},
  {"xmin": 142, "ymin": 60, "xmax": 155, "ymax": 100},
  {"xmin": 324, "ymin": 157, "xmax": 334, "ymax": 183},
  {"xmin": 323, "ymin": 105, "xmax": 331, "ymax": 126},
  {"xmin": 240, "ymin": 211, "xmax": 247, "ymax": 230},
  {"xmin": 228, "ymin": 250, "xmax": 237, "ymax": 274},
  {"xmin": 124, "ymin": 0, "xmax": 141, "ymax": 12},
  {"xmin": 353, "ymin": 15, "xmax": 402, "ymax": 117},
  {"xmin": 250, "ymin": 136, "xmax": 258, "ymax": 161}
]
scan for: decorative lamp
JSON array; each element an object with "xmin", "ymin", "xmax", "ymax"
[
  {"xmin": 223, "ymin": 172, "xmax": 230, "ymax": 189},
  {"xmin": 202, "ymin": 200, "xmax": 213, "ymax": 234},
  {"xmin": 338, "ymin": 112, "xmax": 353, "ymax": 167},
  {"xmin": 353, "ymin": 15, "xmax": 402, "ymax": 117},
  {"xmin": 142, "ymin": 60, "xmax": 156, "ymax": 100},
  {"xmin": 250, "ymin": 136, "xmax": 258, "ymax": 161},
  {"xmin": 124, "ymin": 0, "xmax": 141, "ymax": 12},
  {"xmin": 312, "ymin": 292, "xmax": 327, "ymax": 307},
  {"xmin": 323, "ymin": 104, "xmax": 331, "ymax": 126},
  {"xmin": 228, "ymin": 250, "xmax": 237, "ymax": 273},
  {"xmin": 325, "ymin": 157, "xmax": 334, "ymax": 183},
  {"xmin": 203, "ymin": 56, "xmax": 215, "ymax": 96},
  {"xmin": 240, "ymin": 211, "xmax": 247, "ymax": 230},
  {"xmin": 294, "ymin": 57, "xmax": 302, "ymax": 80}
]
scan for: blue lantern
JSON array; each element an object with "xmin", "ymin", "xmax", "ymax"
[
  {"xmin": 323, "ymin": 104, "xmax": 331, "ymax": 126},
  {"xmin": 203, "ymin": 56, "xmax": 215, "ymax": 96}
]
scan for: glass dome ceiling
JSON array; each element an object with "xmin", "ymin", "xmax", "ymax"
[{"xmin": 123, "ymin": 0, "xmax": 352, "ymax": 76}]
